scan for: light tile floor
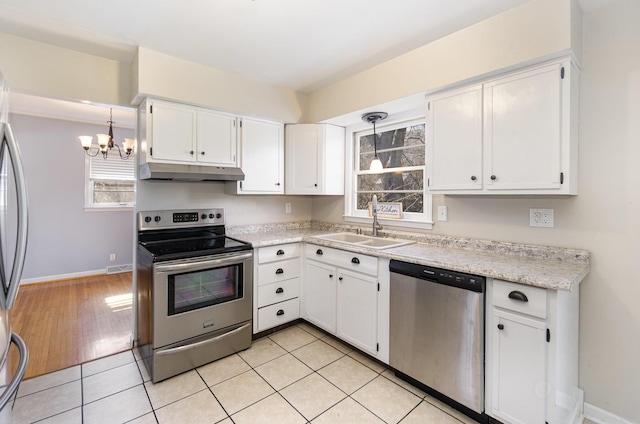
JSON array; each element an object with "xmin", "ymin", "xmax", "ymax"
[{"xmin": 0, "ymin": 323, "xmax": 578, "ymax": 424}]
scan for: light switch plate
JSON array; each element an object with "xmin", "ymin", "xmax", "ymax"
[{"xmin": 530, "ymin": 208, "xmax": 554, "ymax": 227}]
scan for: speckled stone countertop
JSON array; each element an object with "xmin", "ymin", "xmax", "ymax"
[{"xmin": 227, "ymin": 221, "xmax": 590, "ymax": 291}]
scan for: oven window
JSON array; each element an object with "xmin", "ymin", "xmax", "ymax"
[{"xmin": 167, "ymin": 264, "xmax": 243, "ymax": 315}]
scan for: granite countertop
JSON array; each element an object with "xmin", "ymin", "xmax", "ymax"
[{"xmin": 228, "ymin": 222, "xmax": 590, "ymax": 291}]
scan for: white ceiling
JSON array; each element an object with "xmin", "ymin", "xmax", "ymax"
[{"xmin": 0, "ymin": 0, "xmax": 615, "ymax": 124}]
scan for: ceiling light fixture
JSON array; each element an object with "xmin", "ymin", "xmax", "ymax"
[
  {"xmin": 362, "ymin": 111, "xmax": 388, "ymax": 172},
  {"xmin": 79, "ymin": 108, "xmax": 134, "ymax": 160}
]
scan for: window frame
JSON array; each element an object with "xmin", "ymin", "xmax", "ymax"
[
  {"xmin": 84, "ymin": 152, "xmax": 135, "ymax": 211},
  {"xmin": 344, "ymin": 115, "xmax": 433, "ymax": 229}
]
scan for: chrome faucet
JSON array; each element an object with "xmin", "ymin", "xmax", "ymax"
[{"xmin": 372, "ymin": 195, "xmax": 383, "ymax": 236}]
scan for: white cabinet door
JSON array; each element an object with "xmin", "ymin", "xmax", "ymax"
[
  {"xmin": 149, "ymin": 100, "xmax": 196, "ymax": 162},
  {"xmin": 337, "ymin": 269, "xmax": 378, "ymax": 355},
  {"xmin": 492, "ymin": 309, "xmax": 547, "ymax": 424},
  {"xmin": 427, "ymin": 84, "xmax": 483, "ymax": 191},
  {"xmin": 484, "ymin": 63, "xmax": 563, "ymax": 191},
  {"xmin": 286, "ymin": 124, "xmax": 320, "ymax": 194},
  {"xmin": 304, "ymin": 261, "xmax": 337, "ymax": 333},
  {"xmin": 237, "ymin": 118, "xmax": 284, "ymax": 194},
  {"xmin": 196, "ymin": 110, "xmax": 237, "ymax": 166},
  {"xmin": 285, "ymin": 124, "xmax": 345, "ymax": 195}
]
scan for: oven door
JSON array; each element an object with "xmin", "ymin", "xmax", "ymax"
[{"xmin": 152, "ymin": 251, "xmax": 253, "ymax": 349}]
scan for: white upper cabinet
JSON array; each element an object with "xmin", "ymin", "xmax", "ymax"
[
  {"xmin": 196, "ymin": 109, "xmax": 237, "ymax": 166},
  {"xmin": 229, "ymin": 117, "xmax": 284, "ymax": 194},
  {"xmin": 141, "ymin": 99, "xmax": 238, "ymax": 166},
  {"xmin": 285, "ymin": 124, "xmax": 345, "ymax": 195},
  {"xmin": 427, "ymin": 84, "xmax": 483, "ymax": 191},
  {"xmin": 426, "ymin": 58, "xmax": 578, "ymax": 195}
]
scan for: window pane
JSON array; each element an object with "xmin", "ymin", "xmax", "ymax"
[
  {"xmin": 93, "ymin": 180, "xmax": 134, "ymax": 204},
  {"xmin": 358, "ymin": 125, "xmax": 425, "ymax": 171},
  {"xmin": 357, "ymin": 192, "xmax": 424, "ymax": 213},
  {"xmin": 357, "ymin": 170, "xmax": 424, "ymax": 191}
]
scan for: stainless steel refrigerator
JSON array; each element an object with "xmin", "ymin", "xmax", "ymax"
[{"xmin": 0, "ymin": 69, "xmax": 29, "ymax": 411}]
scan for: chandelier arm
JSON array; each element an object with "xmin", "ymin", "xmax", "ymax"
[
  {"xmin": 84, "ymin": 147, "xmax": 101, "ymax": 158},
  {"xmin": 112, "ymin": 143, "xmax": 131, "ymax": 160}
]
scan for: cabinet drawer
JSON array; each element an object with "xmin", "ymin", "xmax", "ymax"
[
  {"xmin": 493, "ymin": 279, "xmax": 547, "ymax": 319},
  {"xmin": 258, "ymin": 243, "xmax": 301, "ymax": 264},
  {"xmin": 257, "ymin": 258, "xmax": 300, "ymax": 286},
  {"xmin": 258, "ymin": 298, "xmax": 300, "ymax": 331},
  {"xmin": 305, "ymin": 244, "xmax": 377, "ymax": 276},
  {"xmin": 257, "ymin": 278, "xmax": 300, "ymax": 307}
]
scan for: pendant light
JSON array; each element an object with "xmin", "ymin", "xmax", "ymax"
[{"xmin": 361, "ymin": 112, "xmax": 388, "ymax": 172}]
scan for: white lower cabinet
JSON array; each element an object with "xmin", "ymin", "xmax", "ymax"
[
  {"xmin": 302, "ymin": 244, "xmax": 382, "ymax": 358},
  {"xmin": 486, "ymin": 278, "xmax": 582, "ymax": 424},
  {"xmin": 254, "ymin": 243, "xmax": 301, "ymax": 333}
]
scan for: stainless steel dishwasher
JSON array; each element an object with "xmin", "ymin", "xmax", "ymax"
[{"xmin": 389, "ymin": 260, "xmax": 487, "ymax": 423}]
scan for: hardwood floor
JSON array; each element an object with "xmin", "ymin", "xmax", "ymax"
[{"xmin": 8, "ymin": 273, "xmax": 133, "ymax": 379}]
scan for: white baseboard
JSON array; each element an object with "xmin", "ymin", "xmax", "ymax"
[
  {"xmin": 584, "ymin": 403, "xmax": 637, "ymax": 424},
  {"xmin": 20, "ymin": 265, "xmax": 133, "ymax": 285}
]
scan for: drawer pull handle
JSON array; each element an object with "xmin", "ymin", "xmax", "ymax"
[
  {"xmin": 276, "ymin": 287, "xmax": 284, "ymax": 294},
  {"xmin": 508, "ymin": 291, "xmax": 529, "ymax": 302},
  {"xmin": 275, "ymin": 268, "xmax": 284, "ymax": 275},
  {"xmin": 276, "ymin": 249, "xmax": 285, "ymax": 256},
  {"xmin": 316, "ymin": 249, "xmax": 323, "ymax": 255},
  {"xmin": 497, "ymin": 324, "xmax": 504, "ymax": 330},
  {"xmin": 276, "ymin": 309, "xmax": 284, "ymax": 316},
  {"xmin": 351, "ymin": 257, "xmax": 360, "ymax": 264}
]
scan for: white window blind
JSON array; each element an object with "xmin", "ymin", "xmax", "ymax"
[{"xmin": 89, "ymin": 152, "xmax": 134, "ymax": 181}]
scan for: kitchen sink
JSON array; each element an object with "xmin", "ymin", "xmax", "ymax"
[{"xmin": 311, "ymin": 232, "xmax": 415, "ymax": 250}]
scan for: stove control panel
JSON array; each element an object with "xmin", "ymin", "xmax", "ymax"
[{"xmin": 138, "ymin": 208, "xmax": 225, "ymax": 230}]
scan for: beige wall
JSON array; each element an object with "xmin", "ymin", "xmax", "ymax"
[
  {"xmin": 0, "ymin": 32, "xmax": 131, "ymax": 106},
  {"xmin": 133, "ymin": 47, "xmax": 305, "ymax": 123},
  {"xmin": 306, "ymin": 0, "xmax": 577, "ymax": 123},
  {"xmin": 312, "ymin": 0, "xmax": 640, "ymax": 421}
]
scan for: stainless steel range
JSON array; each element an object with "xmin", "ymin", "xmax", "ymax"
[{"xmin": 136, "ymin": 208, "xmax": 253, "ymax": 383}]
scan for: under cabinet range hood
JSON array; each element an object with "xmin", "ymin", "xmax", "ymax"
[{"xmin": 139, "ymin": 162, "xmax": 245, "ymax": 182}]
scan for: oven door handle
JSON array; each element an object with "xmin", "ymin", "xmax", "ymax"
[
  {"xmin": 154, "ymin": 252, "xmax": 253, "ymax": 272},
  {"xmin": 155, "ymin": 322, "xmax": 251, "ymax": 357}
]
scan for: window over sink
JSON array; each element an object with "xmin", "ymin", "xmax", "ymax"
[{"xmin": 345, "ymin": 117, "xmax": 432, "ymax": 228}]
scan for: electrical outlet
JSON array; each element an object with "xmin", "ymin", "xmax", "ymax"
[
  {"xmin": 285, "ymin": 203, "xmax": 292, "ymax": 213},
  {"xmin": 530, "ymin": 208, "xmax": 554, "ymax": 227},
  {"xmin": 109, "ymin": 253, "xmax": 116, "ymax": 262},
  {"xmin": 437, "ymin": 205, "xmax": 448, "ymax": 221}
]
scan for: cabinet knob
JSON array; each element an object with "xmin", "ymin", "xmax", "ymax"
[
  {"xmin": 508, "ymin": 291, "xmax": 529, "ymax": 302},
  {"xmin": 329, "ymin": 274, "xmax": 333, "ymax": 278},
  {"xmin": 351, "ymin": 257, "xmax": 360, "ymax": 264},
  {"xmin": 275, "ymin": 268, "xmax": 284, "ymax": 275},
  {"xmin": 276, "ymin": 249, "xmax": 285, "ymax": 256},
  {"xmin": 314, "ymin": 183, "xmax": 318, "ymax": 187},
  {"xmin": 276, "ymin": 309, "xmax": 284, "ymax": 316},
  {"xmin": 276, "ymin": 182, "xmax": 281, "ymax": 186},
  {"xmin": 471, "ymin": 175, "xmax": 477, "ymax": 181},
  {"xmin": 275, "ymin": 287, "xmax": 284, "ymax": 294},
  {"xmin": 491, "ymin": 175, "xmax": 497, "ymax": 180},
  {"xmin": 338, "ymin": 277, "xmax": 343, "ymax": 281},
  {"xmin": 316, "ymin": 249, "xmax": 323, "ymax": 255},
  {"xmin": 201, "ymin": 151, "xmax": 205, "ymax": 156},
  {"xmin": 189, "ymin": 150, "xmax": 194, "ymax": 155},
  {"xmin": 497, "ymin": 324, "xmax": 504, "ymax": 330}
]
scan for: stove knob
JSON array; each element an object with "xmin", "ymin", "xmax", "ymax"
[
  {"xmin": 144, "ymin": 216, "xmax": 152, "ymax": 223},
  {"xmin": 216, "ymin": 213, "xmax": 222, "ymax": 219},
  {"xmin": 209, "ymin": 213, "xmax": 215, "ymax": 219},
  {"xmin": 201, "ymin": 214, "xmax": 207, "ymax": 220},
  {"xmin": 154, "ymin": 216, "xmax": 161, "ymax": 222}
]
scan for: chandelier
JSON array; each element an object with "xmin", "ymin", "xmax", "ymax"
[{"xmin": 79, "ymin": 108, "xmax": 134, "ymax": 160}]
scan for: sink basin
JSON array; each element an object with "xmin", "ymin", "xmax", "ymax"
[{"xmin": 312, "ymin": 232, "xmax": 415, "ymax": 250}]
